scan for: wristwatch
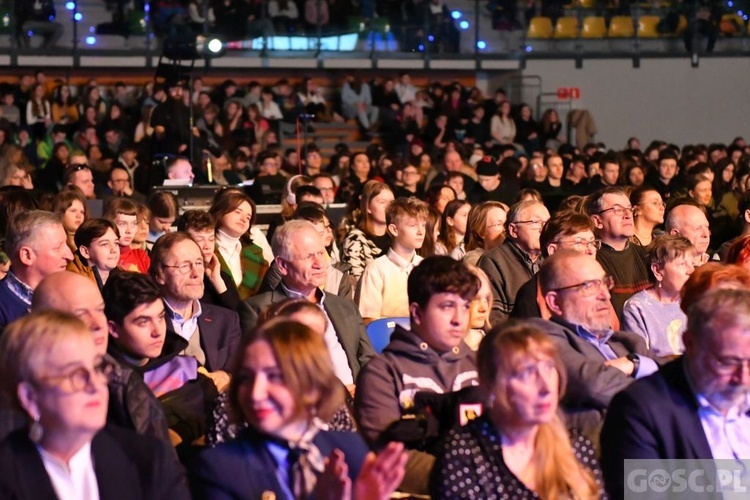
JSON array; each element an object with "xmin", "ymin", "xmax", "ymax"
[{"xmin": 626, "ymin": 353, "xmax": 640, "ymax": 378}]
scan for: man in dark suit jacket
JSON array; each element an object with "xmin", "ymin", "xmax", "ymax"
[
  {"xmin": 151, "ymin": 232, "xmax": 241, "ymax": 388},
  {"xmin": 530, "ymin": 250, "xmax": 660, "ymax": 434},
  {"xmin": 238, "ymin": 220, "xmax": 375, "ymax": 386},
  {"xmin": 600, "ymin": 289, "xmax": 750, "ymax": 500}
]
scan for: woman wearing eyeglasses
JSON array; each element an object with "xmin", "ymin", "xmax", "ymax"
[
  {"xmin": 622, "ymin": 235, "xmax": 696, "ymax": 357},
  {"xmin": 431, "ymin": 323, "xmax": 603, "ymax": 499},
  {"xmin": 0, "ymin": 311, "xmax": 189, "ymax": 499}
]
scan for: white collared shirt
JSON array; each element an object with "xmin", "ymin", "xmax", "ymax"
[
  {"xmin": 38, "ymin": 441, "xmax": 100, "ymax": 500},
  {"xmin": 215, "ymin": 229, "xmax": 243, "ymax": 286},
  {"xmin": 282, "ymin": 283, "xmax": 354, "ymax": 385},
  {"xmin": 164, "ymin": 298, "xmax": 207, "ymax": 366}
]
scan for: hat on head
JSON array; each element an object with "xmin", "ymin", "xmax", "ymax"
[{"xmin": 476, "ymin": 157, "xmax": 499, "ymax": 176}]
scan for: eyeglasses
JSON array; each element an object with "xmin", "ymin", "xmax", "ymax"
[
  {"xmin": 67, "ymin": 163, "xmax": 89, "ymax": 172},
  {"xmin": 553, "ymin": 238, "xmax": 602, "ymax": 251},
  {"xmin": 551, "ymin": 275, "xmax": 615, "ymax": 297},
  {"xmin": 512, "ymin": 219, "xmax": 547, "ymax": 229},
  {"xmin": 596, "ymin": 205, "xmax": 635, "ymax": 217},
  {"xmin": 707, "ymin": 354, "xmax": 750, "ymax": 376},
  {"xmin": 486, "ymin": 221, "xmax": 506, "ymax": 230},
  {"xmin": 38, "ymin": 358, "xmax": 115, "ymax": 393},
  {"xmin": 162, "ymin": 260, "xmax": 205, "ymax": 275}
]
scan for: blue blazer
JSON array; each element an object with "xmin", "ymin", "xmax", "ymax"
[
  {"xmin": 0, "ymin": 426, "xmax": 190, "ymax": 500},
  {"xmin": 190, "ymin": 428, "xmax": 370, "ymax": 499},
  {"xmin": 600, "ymin": 358, "xmax": 715, "ymax": 499}
]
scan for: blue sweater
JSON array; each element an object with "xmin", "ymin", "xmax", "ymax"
[{"xmin": 0, "ymin": 277, "xmax": 30, "ymax": 332}]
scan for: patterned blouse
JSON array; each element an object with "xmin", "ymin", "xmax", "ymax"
[
  {"xmin": 342, "ymin": 228, "xmax": 385, "ymax": 279},
  {"xmin": 206, "ymin": 391, "xmax": 357, "ymax": 448},
  {"xmin": 430, "ymin": 416, "xmax": 605, "ymax": 499}
]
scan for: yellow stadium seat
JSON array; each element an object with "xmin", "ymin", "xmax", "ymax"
[
  {"xmin": 573, "ymin": 0, "xmax": 597, "ymax": 8},
  {"xmin": 637, "ymin": 15, "xmax": 661, "ymax": 38},
  {"xmin": 527, "ymin": 17, "xmax": 554, "ymax": 39},
  {"xmin": 609, "ymin": 16, "xmax": 634, "ymax": 37},
  {"xmin": 554, "ymin": 16, "xmax": 579, "ymax": 39},
  {"xmin": 581, "ymin": 16, "xmax": 607, "ymax": 38},
  {"xmin": 721, "ymin": 13, "xmax": 745, "ymax": 35},
  {"xmin": 676, "ymin": 15, "xmax": 687, "ymax": 35}
]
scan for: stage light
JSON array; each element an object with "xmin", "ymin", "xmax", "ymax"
[
  {"xmin": 451, "ymin": 11, "xmax": 461, "ymax": 20},
  {"xmin": 74, "ymin": 12, "xmax": 83, "ymax": 21},
  {"xmin": 460, "ymin": 20, "xmax": 469, "ymax": 30},
  {"xmin": 162, "ymin": 34, "xmax": 226, "ymax": 60},
  {"xmin": 85, "ymin": 36, "xmax": 96, "ymax": 45},
  {"xmin": 206, "ymin": 38, "xmax": 223, "ymax": 54},
  {"xmin": 65, "ymin": 2, "xmax": 75, "ymax": 10},
  {"xmin": 477, "ymin": 40, "xmax": 487, "ymax": 50}
]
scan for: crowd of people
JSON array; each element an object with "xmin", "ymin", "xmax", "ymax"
[{"xmin": 0, "ymin": 69, "xmax": 748, "ymax": 499}]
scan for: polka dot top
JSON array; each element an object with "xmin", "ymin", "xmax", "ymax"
[{"xmin": 429, "ymin": 416, "xmax": 605, "ymax": 499}]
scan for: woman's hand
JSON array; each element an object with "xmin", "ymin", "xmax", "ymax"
[
  {"xmin": 314, "ymin": 449, "xmax": 351, "ymax": 500},
  {"xmin": 353, "ymin": 442, "xmax": 408, "ymax": 500},
  {"xmin": 205, "ymin": 255, "xmax": 228, "ymax": 294}
]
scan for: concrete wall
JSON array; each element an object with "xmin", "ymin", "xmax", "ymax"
[{"xmin": 518, "ymin": 57, "xmax": 750, "ymax": 149}]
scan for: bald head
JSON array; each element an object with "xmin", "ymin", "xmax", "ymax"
[
  {"xmin": 444, "ymin": 151, "xmax": 463, "ymax": 172},
  {"xmin": 32, "ymin": 271, "xmax": 109, "ymax": 355},
  {"xmin": 666, "ymin": 204, "xmax": 711, "ymax": 255}
]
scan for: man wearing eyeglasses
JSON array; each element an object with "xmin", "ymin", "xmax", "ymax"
[
  {"xmin": 478, "ymin": 199, "xmax": 550, "ymax": 325},
  {"xmin": 64, "ymin": 162, "xmax": 97, "ymax": 200},
  {"xmin": 601, "ymin": 289, "xmax": 750, "ymax": 498},
  {"xmin": 528, "ymin": 249, "xmax": 659, "ymax": 437},
  {"xmin": 585, "ymin": 187, "xmax": 651, "ymax": 319},
  {"xmin": 512, "ymin": 211, "xmax": 619, "ymax": 326},
  {"xmin": 150, "ymin": 232, "xmax": 241, "ymax": 391}
]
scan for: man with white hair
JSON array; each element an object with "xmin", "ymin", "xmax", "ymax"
[
  {"xmin": 238, "ymin": 219, "xmax": 374, "ymax": 390},
  {"xmin": 665, "ymin": 200, "xmax": 711, "ymax": 264}
]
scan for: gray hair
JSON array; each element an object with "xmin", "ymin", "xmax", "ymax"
[
  {"xmin": 5, "ymin": 210, "xmax": 63, "ymax": 258},
  {"xmin": 687, "ymin": 288, "xmax": 750, "ymax": 345},
  {"xmin": 506, "ymin": 200, "xmax": 543, "ymax": 232},
  {"xmin": 272, "ymin": 219, "xmax": 318, "ymax": 261}
]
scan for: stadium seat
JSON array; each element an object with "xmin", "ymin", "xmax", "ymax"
[
  {"xmin": 637, "ymin": 15, "xmax": 661, "ymax": 38},
  {"xmin": 366, "ymin": 317, "xmax": 411, "ymax": 354},
  {"xmin": 720, "ymin": 14, "xmax": 745, "ymax": 35},
  {"xmin": 676, "ymin": 15, "xmax": 687, "ymax": 35},
  {"xmin": 554, "ymin": 16, "xmax": 579, "ymax": 39},
  {"xmin": 608, "ymin": 16, "xmax": 634, "ymax": 38},
  {"xmin": 572, "ymin": 0, "xmax": 597, "ymax": 8},
  {"xmin": 527, "ymin": 17, "xmax": 554, "ymax": 39},
  {"xmin": 581, "ymin": 16, "xmax": 607, "ymax": 38}
]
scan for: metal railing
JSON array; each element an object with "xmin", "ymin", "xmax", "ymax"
[{"xmin": 4, "ymin": 0, "xmax": 750, "ymax": 67}]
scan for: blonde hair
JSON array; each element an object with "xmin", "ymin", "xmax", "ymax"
[
  {"xmin": 467, "ymin": 265, "xmax": 493, "ymax": 331},
  {"xmin": 0, "ymin": 311, "xmax": 90, "ymax": 410},
  {"xmin": 477, "ymin": 323, "xmax": 599, "ymax": 500}
]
